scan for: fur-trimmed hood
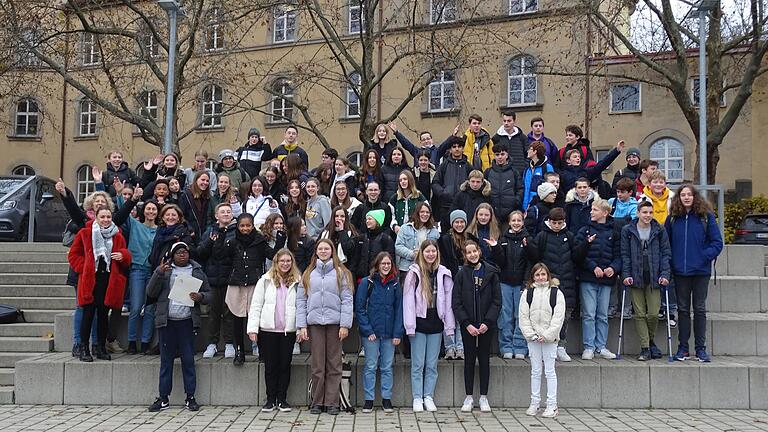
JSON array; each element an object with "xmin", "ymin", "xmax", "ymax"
[
  {"xmin": 565, "ymin": 187, "xmax": 596, "ymax": 204},
  {"xmin": 459, "ymin": 178, "xmax": 492, "ymax": 197}
]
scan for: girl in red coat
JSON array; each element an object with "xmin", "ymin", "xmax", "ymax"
[{"xmin": 68, "ymin": 207, "xmax": 132, "ymax": 362}]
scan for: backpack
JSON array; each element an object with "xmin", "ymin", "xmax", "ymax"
[
  {"xmin": 525, "ymin": 286, "xmax": 558, "ymax": 312},
  {"xmin": 559, "ymin": 144, "xmax": 589, "ymax": 163},
  {"xmin": 0, "ymin": 304, "xmax": 25, "ymax": 324},
  {"xmin": 307, "ymin": 358, "xmax": 355, "ymax": 413},
  {"xmin": 62, "ymin": 219, "xmax": 77, "ymax": 247}
]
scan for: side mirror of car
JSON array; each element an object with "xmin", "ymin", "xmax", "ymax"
[{"xmin": 40, "ymin": 192, "xmax": 54, "ymax": 204}]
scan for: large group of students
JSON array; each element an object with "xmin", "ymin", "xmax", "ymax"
[{"xmin": 56, "ymin": 110, "xmax": 723, "ymax": 418}]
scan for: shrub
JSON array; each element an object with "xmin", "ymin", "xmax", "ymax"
[{"xmin": 724, "ymin": 196, "xmax": 768, "ymax": 243}]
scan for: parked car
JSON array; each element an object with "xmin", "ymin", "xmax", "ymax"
[
  {"xmin": 0, "ymin": 175, "xmax": 69, "ymax": 242},
  {"xmin": 733, "ymin": 213, "xmax": 768, "ymax": 245}
]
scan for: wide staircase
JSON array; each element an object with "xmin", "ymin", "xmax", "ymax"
[{"xmin": 1, "ymin": 242, "xmax": 767, "ymax": 408}]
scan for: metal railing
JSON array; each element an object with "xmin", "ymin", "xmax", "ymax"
[{"xmin": 0, "ymin": 176, "xmax": 38, "ymax": 243}]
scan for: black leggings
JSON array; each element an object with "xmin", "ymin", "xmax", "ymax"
[
  {"xmin": 460, "ymin": 327, "xmax": 494, "ymax": 396},
  {"xmin": 260, "ymin": 331, "xmax": 296, "ymax": 403},
  {"xmin": 232, "ymin": 315, "xmax": 246, "ymax": 351},
  {"xmin": 81, "ymin": 271, "xmax": 109, "ymax": 347}
]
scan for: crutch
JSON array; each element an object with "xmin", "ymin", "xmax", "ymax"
[
  {"xmin": 663, "ymin": 284, "xmax": 674, "ymax": 363},
  {"xmin": 616, "ymin": 285, "xmax": 628, "ymax": 360}
]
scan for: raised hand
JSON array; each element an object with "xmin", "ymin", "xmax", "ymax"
[
  {"xmin": 387, "ymin": 120, "xmax": 397, "ymax": 132},
  {"xmin": 113, "ymin": 177, "xmax": 125, "ymax": 193},
  {"xmin": 616, "ymin": 140, "xmax": 625, "ymax": 152},
  {"xmin": 133, "ymin": 185, "xmax": 143, "ymax": 200},
  {"xmin": 453, "ymin": 124, "xmax": 461, "ymax": 136},
  {"xmin": 91, "ymin": 166, "xmax": 103, "ymax": 182},
  {"xmin": 55, "ymin": 178, "xmax": 66, "ymax": 195}
]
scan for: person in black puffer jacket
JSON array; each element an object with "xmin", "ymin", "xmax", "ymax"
[
  {"xmin": 484, "ymin": 143, "xmax": 523, "ymax": 227},
  {"xmin": 149, "ymin": 204, "xmax": 195, "ymax": 271},
  {"xmin": 526, "ymin": 207, "xmax": 586, "ymax": 362},
  {"xmin": 524, "ymin": 183, "xmax": 557, "ymax": 237},
  {"xmin": 349, "ymin": 209, "xmax": 394, "ymax": 280},
  {"xmin": 432, "ymin": 143, "xmax": 472, "ymax": 229},
  {"xmin": 285, "ymin": 216, "xmax": 315, "ymax": 272},
  {"xmin": 575, "ymin": 198, "xmax": 622, "ymax": 360},
  {"xmin": 380, "ymin": 146, "xmax": 411, "ymax": 202},
  {"xmin": 451, "ymin": 170, "xmax": 491, "ymax": 225}
]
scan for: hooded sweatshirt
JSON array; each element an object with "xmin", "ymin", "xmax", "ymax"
[
  {"xmin": 639, "ymin": 186, "xmax": 674, "ymax": 225},
  {"xmin": 492, "ymin": 125, "xmax": 529, "ymax": 174}
]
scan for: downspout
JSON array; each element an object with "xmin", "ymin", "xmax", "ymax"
[
  {"xmin": 59, "ymin": 10, "xmax": 71, "ymax": 179},
  {"xmin": 584, "ymin": 9, "xmax": 592, "ymax": 137},
  {"xmin": 376, "ymin": 0, "xmax": 384, "ymax": 118}
]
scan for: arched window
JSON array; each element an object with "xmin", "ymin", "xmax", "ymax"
[
  {"xmin": 270, "ymin": 79, "xmax": 294, "ymax": 123},
  {"xmin": 200, "ymin": 84, "xmax": 223, "ymax": 128},
  {"xmin": 508, "ymin": 55, "xmax": 537, "ymax": 106},
  {"xmin": 76, "ymin": 164, "xmax": 95, "ymax": 204},
  {"xmin": 206, "ymin": 159, "xmax": 217, "ymax": 171},
  {"xmin": 650, "ymin": 138, "xmax": 685, "ymax": 183},
  {"xmin": 345, "ymin": 72, "xmax": 361, "ymax": 118},
  {"xmin": 14, "ymin": 98, "xmax": 40, "ymax": 137},
  {"xmin": 12, "ymin": 165, "xmax": 35, "ymax": 176},
  {"xmin": 346, "ymin": 151, "xmax": 363, "ymax": 168}
]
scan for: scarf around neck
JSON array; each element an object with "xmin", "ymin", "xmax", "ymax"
[{"xmin": 92, "ymin": 222, "xmax": 119, "ymax": 270}]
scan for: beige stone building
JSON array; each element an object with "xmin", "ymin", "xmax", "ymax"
[{"xmin": 1, "ymin": 0, "xmax": 762, "ymax": 203}]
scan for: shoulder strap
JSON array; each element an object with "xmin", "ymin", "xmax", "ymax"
[
  {"xmin": 526, "ymin": 288, "xmax": 534, "ymax": 307},
  {"xmin": 366, "ymin": 278, "xmax": 374, "ymax": 304},
  {"xmin": 611, "ymin": 198, "xmax": 618, "ymax": 215},
  {"xmin": 549, "ymin": 287, "xmax": 558, "ymax": 311},
  {"xmin": 580, "ymin": 145, "xmax": 588, "ymax": 159}
]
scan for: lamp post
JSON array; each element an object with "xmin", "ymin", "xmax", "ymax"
[
  {"xmin": 695, "ymin": 0, "xmax": 718, "ymax": 186},
  {"xmin": 158, "ymin": 0, "xmax": 181, "ymax": 155}
]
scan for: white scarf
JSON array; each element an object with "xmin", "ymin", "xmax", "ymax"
[{"xmin": 91, "ymin": 222, "xmax": 119, "ymax": 271}]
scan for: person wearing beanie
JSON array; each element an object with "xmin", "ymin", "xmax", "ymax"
[
  {"xmin": 611, "ymin": 147, "xmax": 641, "ymax": 195},
  {"xmin": 236, "ymin": 127, "xmax": 273, "ymax": 179},
  {"xmin": 215, "ymin": 149, "xmax": 250, "ymax": 193},
  {"xmin": 146, "ymin": 240, "xmax": 210, "ymax": 412},
  {"xmin": 348, "ymin": 208, "xmax": 394, "ymax": 280},
  {"xmin": 450, "ymin": 209, "xmax": 468, "ymax": 227},
  {"xmin": 523, "ymin": 182, "xmax": 558, "ymax": 237}
]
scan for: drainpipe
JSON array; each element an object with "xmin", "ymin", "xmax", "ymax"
[
  {"xmin": 584, "ymin": 10, "xmax": 592, "ymax": 137},
  {"xmin": 376, "ymin": 0, "xmax": 384, "ymax": 119},
  {"xmin": 59, "ymin": 10, "xmax": 71, "ymax": 179}
]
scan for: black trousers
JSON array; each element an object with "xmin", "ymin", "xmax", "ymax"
[
  {"xmin": 208, "ymin": 285, "xmax": 233, "ymax": 345},
  {"xmin": 232, "ymin": 316, "xmax": 246, "ymax": 351},
  {"xmin": 460, "ymin": 327, "xmax": 494, "ymax": 396},
  {"xmin": 81, "ymin": 271, "xmax": 109, "ymax": 347},
  {"xmin": 260, "ymin": 331, "xmax": 296, "ymax": 403}
]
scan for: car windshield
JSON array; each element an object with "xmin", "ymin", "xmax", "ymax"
[{"xmin": 0, "ymin": 179, "xmax": 26, "ymax": 198}]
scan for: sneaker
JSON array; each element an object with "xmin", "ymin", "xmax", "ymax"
[
  {"xmin": 185, "ymin": 395, "xmax": 200, "ymax": 411},
  {"xmin": 461, "ymin": 396, "xmax": 473, "ymax": 412},
  {"xmin": 502, "ymin": 352, "xmax": 514, "ymax": 360},
  {"xmin": 140, "ymin": 306, "xmax": 145, "ymax": 317},
  {"xmin": 674, "ymin": 347, "xmax": 690, "ymax": 361},
  {"xmin": 309, "ymin": 405, "xmax": 323, "ymax": 415},
  {"xmin": 556, "ymin": 346, "xmax": 571, "ymax": 362},
  {"xmin": 607, "ymin": 307, "xmax": 618, "ymax": 319},
  {"xmin": 637, "ymin": 348, "xmax": 651, "ymax": 361},
  {"xmin": 358, "ymin": 347, "xmax": 365, "ymax": 357},
  {"xmin": 658, "ymin": 311, "xmax": 665, "ymax": 320},
  {"xmin": 478, "ymin": 396, "xmax": 491, "ymax": 412},
  {"xmin": 649, "ymin": 343, "xmax": 663, "ymax": 359},
  {"xmin": 622, "ymin": 312, "xmax": 633, "ymax": 320},
  {"xmin": 224, "ymin": 344, "xmax": 235, "ymax": 358},
  {"xmin": 71, "ymin": 343, "xmax": 80, "ymax": 357},
  {"xmin": 525, "ymin": 403, "xmax": 539, "ymax": 416},
  {"xmin": 668, "ymin": 314, "xmax": 677, "ymax": 328},
  {"xmin": 127, "ymin": 341, "xmax": 138, "ymax": 355},
  {"xmin": 695, "ymin": 348, "xmax": 711, "ymax": 363},
  {"xmin": 327, "ymin": 406, "xmax": 340, "ymax": 416},
  {"xmin": 514, "ymin": 354, "xmax": 526, "ymax": 360},
  {"xmin": 122, "ymin": 305, "xmax": 129, "ymax": 313},
  {"xmin": 262, "ymin": 400, "xmax": 275, "ymax": 412},
  {"xmin": 581, "ymin": 349, "xmax": 594, "ymax": 360},
  {"xmin": 599, "ymin": 348, "xmax": 617, "ymax": 360},
  {"xmin": 277, "ymin": 400, "xmax": 292, "ymax": 412},
  {"xmin": 444, "ymin": 348, "xmax": 455, "ymax": 360},
  {"xmin": 148, "ymin": 396, "xmax": 169, "ymax": 412},
  {"xmin": 455, "ymin": 349, "xmax": 464, "ymax": 360},
  {"xmin": 203, "ymin": 344, "xmax": 217, "ymax": 359},
  {"xmin": 423, "ymin": 397, "xmax": 437, "ymax": 412},
  {"xmin": 293, "ymin": 342, "xmax": 301, "ymax": 355},
  {"xmin": 106, "ymin": 340, "xmax": 124, "ymax": 354},
  {"xmin": 382, "ymin": 398, "xmax": 394, "ymax": 413},
  {"xmin": 542, "ymin": 406, "xmax": 558, "ymax": 418},
  {"xmin": 363, "ymin": 400, "xmax": 374, "ymax": 413}
]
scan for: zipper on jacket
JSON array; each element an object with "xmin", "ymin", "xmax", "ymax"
[{"xmin": 684, "ymin": 214, "xmax": 688, "ymax": 274}]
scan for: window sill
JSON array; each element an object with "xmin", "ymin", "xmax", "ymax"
[
  {"xmin": 74, "ymin": 134, "xmax": 99, "ymax": 141},
  {"xmin": 264, "ymin": 121, "xmax": 293, "ymax": 129},
  {"xmin": 6, "ymin": 135, "xmax": 42, "ymax": 142},
  {"xmin": 420, "ymin": 109, "xmax": 460, "ymax": 119},
  {"xmin": 339, "ymin": 116, "xmax": 361, "ymax": 124},
  {"xmin": 608, "ymin": 110, "xmax": 642, "ymax": 115},
  {"xmin": 195, "ymin": 126, "xmax": 225, "ymax": 133},
  {"xmin": 499, "ymin": 104, "xmax": 543, "ymax": 113}
]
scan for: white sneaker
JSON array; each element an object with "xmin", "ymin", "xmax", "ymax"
[
  {"xmin": 293, "ymin": 342, "xmax": 301, "ymax": 355},
  {"xmin": 224, "ymin": 344, "xmax": 235, "ymax": 358},
  {"xmin": 556, "ymin": 346, "xmax": 572, "ymax": 362},
  {"xmin": 423, "ymin": 397, "xmax": 437, "ymax": 412},
  {"xmin": 412, "ymin": 398, "xmax": 424, "ymax": 412},
  {"xmin": 599, "ymin": 348, "xmax": 617, "ymax": 360},
  {"xmin": 514, "ymin": 354, "xmax": 526, "ymax": 360},
  {"xmin": 525, "ymin": 403, "xmax": 539, "ymax": 416},
  {"xmin": 121, "ymin": 305, "xmax": 129, "ymax": 313},
  {"xmin": 359, "ymin": 347, "xmax": 365, "ymax": 357},
  {"xmin": 542, "ymin": 405, "xmax": 559, "ymax": 418},
  {"xmin": 461, "ymin": 396, "xmax": 473, "ymax": 412},
  {"xmin": 444, "ymin": 348, "xmax": 455, "ymax": 360},
  {"xmin": 478, "ymin": 396, "xmax": 491, "ymax": 412},
  {"xmin": 502, "ymin": 352, "xmax": 514, "ymax": 359},
  {"xmin": 203, "ymin": 344, "xmax": 217, "ymax": 359},
  {"xmin": 581, "ymin": 349, "xmax": 594, "ymax": 360}
]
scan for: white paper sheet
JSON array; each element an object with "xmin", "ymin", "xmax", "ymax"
[{"xmin": 168, "ymin": 274, "xmax": 203, "ymax": 307}]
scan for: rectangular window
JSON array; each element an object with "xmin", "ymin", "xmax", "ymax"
[
  {"xmin": 692, "ymin": 78, "xmax": 725, "ymax": 107},
  {"xmin": 609, "ymin": 82, "xmax": 641, "ymax": 113},
  {"xmin": 15, "ymin": 99, "xmax": 39, "ymax": 137},
  {"xmin": 205, "ymin": 8, "xmax": 224, "ymax": 51},
  {"xmin": 17, "ymin": 30, "xmax": 41, "ymax": 67},
  {"xmin": 428, "ymin": 70, "xmax": 456, "ymax": 112},
  {"xmin": 80, "ymin": 33, "xmax": 100, "ymax": 66},
  {"xmin": 79, "ymin": 99, "xmax": 97, "ymax": 136},
  {"xmin": 349, "ymin": 3, "xmax": 363, "ymax": 34},
  {"xmin": 346, "ymin": 74, "xmax": 361, "ymax": 118},
  {"xmin": 142, "ymin": 32, "xmax": 160, "ymax": 57},
  {"xmin": 509, "ymin": 0, "xmax": 537, "ymax": 14},
  {"xmin": 141, "ymin": 91, "xmax": 158, "ymax": 120},
  {"xmin": 201, "ymin": 85, "xmax": 223, "ymax": 128},
  {"xmin": 430, "ymin": 0, "xmax": 457, "ymax": 24},
  {"xmin": 274, "ymin": 7, "xmax": 297, "ymax": 43}
]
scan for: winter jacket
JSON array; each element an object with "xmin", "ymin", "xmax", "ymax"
[
  {"xmin": 350, "ymin": 198, "xmax": 393, "ymax": 234},
  {"xmin": 620, "ymin": 219, "xmax": 671, "ymax": 287},
  {"xmin": 394, "ymin": 130, "xmax": 439, "ymax": 162},
  {"xmin": 403, "ymin": 263, "xmax": 455, "ymax": 336},
  {"xmin": 208, "ymin": 191, "xmax": 243, "ymax": 223},
  {"xmin": 141, "ymin": 165, "xmax": 186, "ymax": 190},
  {"xmin": 183, "ymin": 168, "xmax": 218, "ymax": 192},
  {"xmin": 305, "ymin": 195, "xmax": 331, "ymax": 240},
  {"xmin": 522, "ymin": 157, "xmax": 555, "ymax": 210},
  {"xmin": 215, "ymin": 162, "xmax": 250, "ymax": 193},
  {"xmin": 178, "ymin": 189, "xmax": 212, "ymax": 239},
  {"xmin": 518, "ymin": 282, "xmax": 566, "ymax": 343},
  {"xmin": 492, "ymin": 125, "xmax": 529, "ymax": 174},
  {"xmin": 557, "ymin": 138, "xmax": 595, "ymax": 171},
  {"xmin": 665, "ymin": 211, "xmax": 723, "ymax": 276},
  {"xmin": 244, "ymin": 195, "xmax": 281, "ymax": 227},
  {"xmin": 224, "ymin": 231, "xmax": 285, "ymax": 286},
  {"xmin": 413, "ymin": 167, "xmax": 435, "ymax": 202},
  {"xmin": 484, "ymin": 162, "xmax": 523, "ymax": 223},
  {"xmin": 296, "ymin": 260, "xmax": 354, "ymax": 328},
  {"xmin": 246, "ymin": 274, "xmax": 298, "ymax": 334},
  {"xmin": 576, "ymin": 219, "xmax": 622, "ymax": 285},
  {"xmin": 289, "ymin": 235, "xmax": 316, "ymax": 272},
  {"xmin": 381, "ymin": 162, "xmax": 410, "ymax": 201},
  {"xmin": 437, "ymin": 231, "xmax": 479, "ymax": 275},
  {"xmin": 450, "ymin": 179, "xmax": 492, "ymax": 224},
  {"xmin": 491, "ymin": 228, "xmax": 531, "ymax": 286},
  {"xmin": 355, "ymin": 273, "xmax": 404, "ymax": 339},
  {"xmin": 527, "ymin": 132, "xmax": 559, "ymax": 166},
  {"xmin": 319, "ymin": 229, "xmax": 357, "ymax": 265},
  {"xmin": 611, "ymin": 164, "xmax": 640, "ymax": 192},
  {"xmin": 349, "ymin": 227, "xmax": 395, "ymax": 279},
  {"xmin": 366, "ymin": 139, "xmax": 399, "ymax": 166},
  {"xmin": 146, "ymin": 260, "xmax": 210, "ymax": 329},
  {"xmin": 394, "ymin": 222, "xmax": 440, "ymax": 271},
  {"xmin": 452, "ymin": 260, "xmax": 502, "ymax": 329},
  {"xmin": 195, "ymin": 222, "xmax": 237, "ymax": 286},
  {"xmin": 236, "ymin": 142, "xmax": 273, "ymax": 179},
  {"xmin": 638, "ymin": 186, "xmax": 674, "ymax": 225},
  {"xmin": 564, "ymin": 188, "xmax": 596, "ymax": 234},
  {"xmin": 330, "ymin": 171, "xmax": 358, "ymax": 199},
  {"xmin": 527, "ymin": 221, "xmax": 585, "ymax": 307},
  {"xmin": 389, "ymin": 193, "xmax": 426, "ymax": 229},
  {"xmin": 101, "ymin": 162, "xmax": 141, "ymax": 196},
  {"xmin": 273, "ymin": 143, "xmax": 309, "ymax": 168},
  {"xmin": 523, "ymin": 200, "xmax": 555, "ymax": 237},
  {"xmin": 559, "ymin": 148, "xmax": 621, "ymax": 193},
  {"xmin": 432, "ymin": 156, "xmax": 472, "ymax": 211},
  {"xmin": 149, "ymin": 224, "xmax": 194, "ymax": 270},
  {"xmin": 609, "ymin": 197, "xmax": 638, "ymax": 221},
  {"xmin": 67, "ymin": 221, "xmax": 132, "ymax": 308}
]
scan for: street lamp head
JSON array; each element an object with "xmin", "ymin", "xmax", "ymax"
[
  {"xmin": 157, "ymin": 0, "xmax": 181, "ymax": 12},
  {"xmin": 695, "ymin": 0, "xmax": 718, "ymax": 11}
]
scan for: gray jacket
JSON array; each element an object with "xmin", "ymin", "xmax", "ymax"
[
  {"xmin": 146, "ymin": 260, "xmax": 211, "ymax": 329},
  {"xmin": 620, "ymin": 220, "xmax": 671, "ymax": 288},
  {"xmin": 296, "ymin": 260, "xmax": 354, "ymax": 329}
]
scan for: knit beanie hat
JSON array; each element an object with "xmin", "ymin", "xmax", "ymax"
[
  {"xmin": 537, "ymin": 182, "xmax": 557, "ymax": 199},
  {"xmin": 366, "ymin": 209, "xmax": 385, "ymax": 227},
  {"xmin": 450, "ymin": 209, "xmax": 467, "ymax": 226},
  {"xmin": 626, "ymin": 147, "xmax": 641, "ymax": 160},
  {"xmin": 248, "ymin": 128, "xmax": 260, "ymax": 139}
]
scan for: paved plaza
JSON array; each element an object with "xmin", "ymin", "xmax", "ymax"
[{"xmin": 0, "ymin": 405, "xmax": 767, "ymax": 431}]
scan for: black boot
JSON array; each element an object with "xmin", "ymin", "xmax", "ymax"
[
  {"xmin": 79, "ymin": 344, "xmax": 93, "ymax": 362},
  {"xmin": 72, "ymin": 343, "xmax": 80, "ymax": 357},
  {"xmin": 233, "ymin": 346, "xmax": 244, "ymax": 366},
  {"xmin": 95, "ymin": 345, "xmax": 112, "ymax": 361},
  {"xmin": 127, "ymin": 341, "xmax": 138, "ymax": 355}
]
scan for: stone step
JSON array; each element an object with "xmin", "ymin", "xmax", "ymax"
[
  {"xmin": 0, "ymin": 386, "xmax": 13, "ymax": 404},
  {"xmin": 0, "ymin": 369, "xmax": 14, "ymax": 386},
  {"xmin": 12, "ymin": 353, "xmax": 768, "ymax": 409},
  {"xmin": 707, "ymin": 276, "xmax": 768, "ymax": 312},
  {"xmin": 0, "ymin": 323, "xmax": 53, "ymax": 337},
  {"xmin": 0, "ymin": 243, "xmax": 68, "ymax": 253},
  {"xmin": 0, "ymin": 262, "xmax": 70, "ymax": 273},
  {"xmin": 23, "ymin": 309, "xmax": 71, "ymax": 323},
  {"xmin": 716, "ymin": 245, "xmax": 768, "ymax": 277},
  {"xmin": 0, "ymin": 337, "xmax": 53, "ymax": 353},
  {"xmin": 0, "ymin": 252, "xmax": 67, "ymax": 263},
  {"xmin": 0, "ymin": 296, "xmax": 74, "ymax": 310},
  {"xmin": 0, "ymin": 353, "xmax": 39, "ymax": 368},
  {"xmin": 0, "ymin": 274, "xmax": 67, "ymax": 285},
  {"xmin": 0, "ymin": 285, "xmax": 74, "ymax": 298}
]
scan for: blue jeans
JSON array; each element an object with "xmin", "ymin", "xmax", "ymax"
[
  {"xmin": 159, "ymin": 318, "xmax": 196, "ymax": 398},
  {"xmin": 127, "ymin": 265, "xmax": 156, "ymax": 343},
  {"xmin": 72, "ymin": 286, "xmax": 96, "ymax": 345},
  {"xmin": 362, "ymin": 336, "xmax": 396, "ymax": 401},
  {"xmin": 443, "ymin": 320, "xmax": 463, "ymax": 351},
  {"xmin": 580, "ymin": 282, "xmax": 612, "ymax": 351},
  {"xmin": 410, "ymin": 332, "xmax": 442, "ymax": 400},
  {"xmin": 498, "ymin": 283, "xmax": 528, "ymax": 355}
]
